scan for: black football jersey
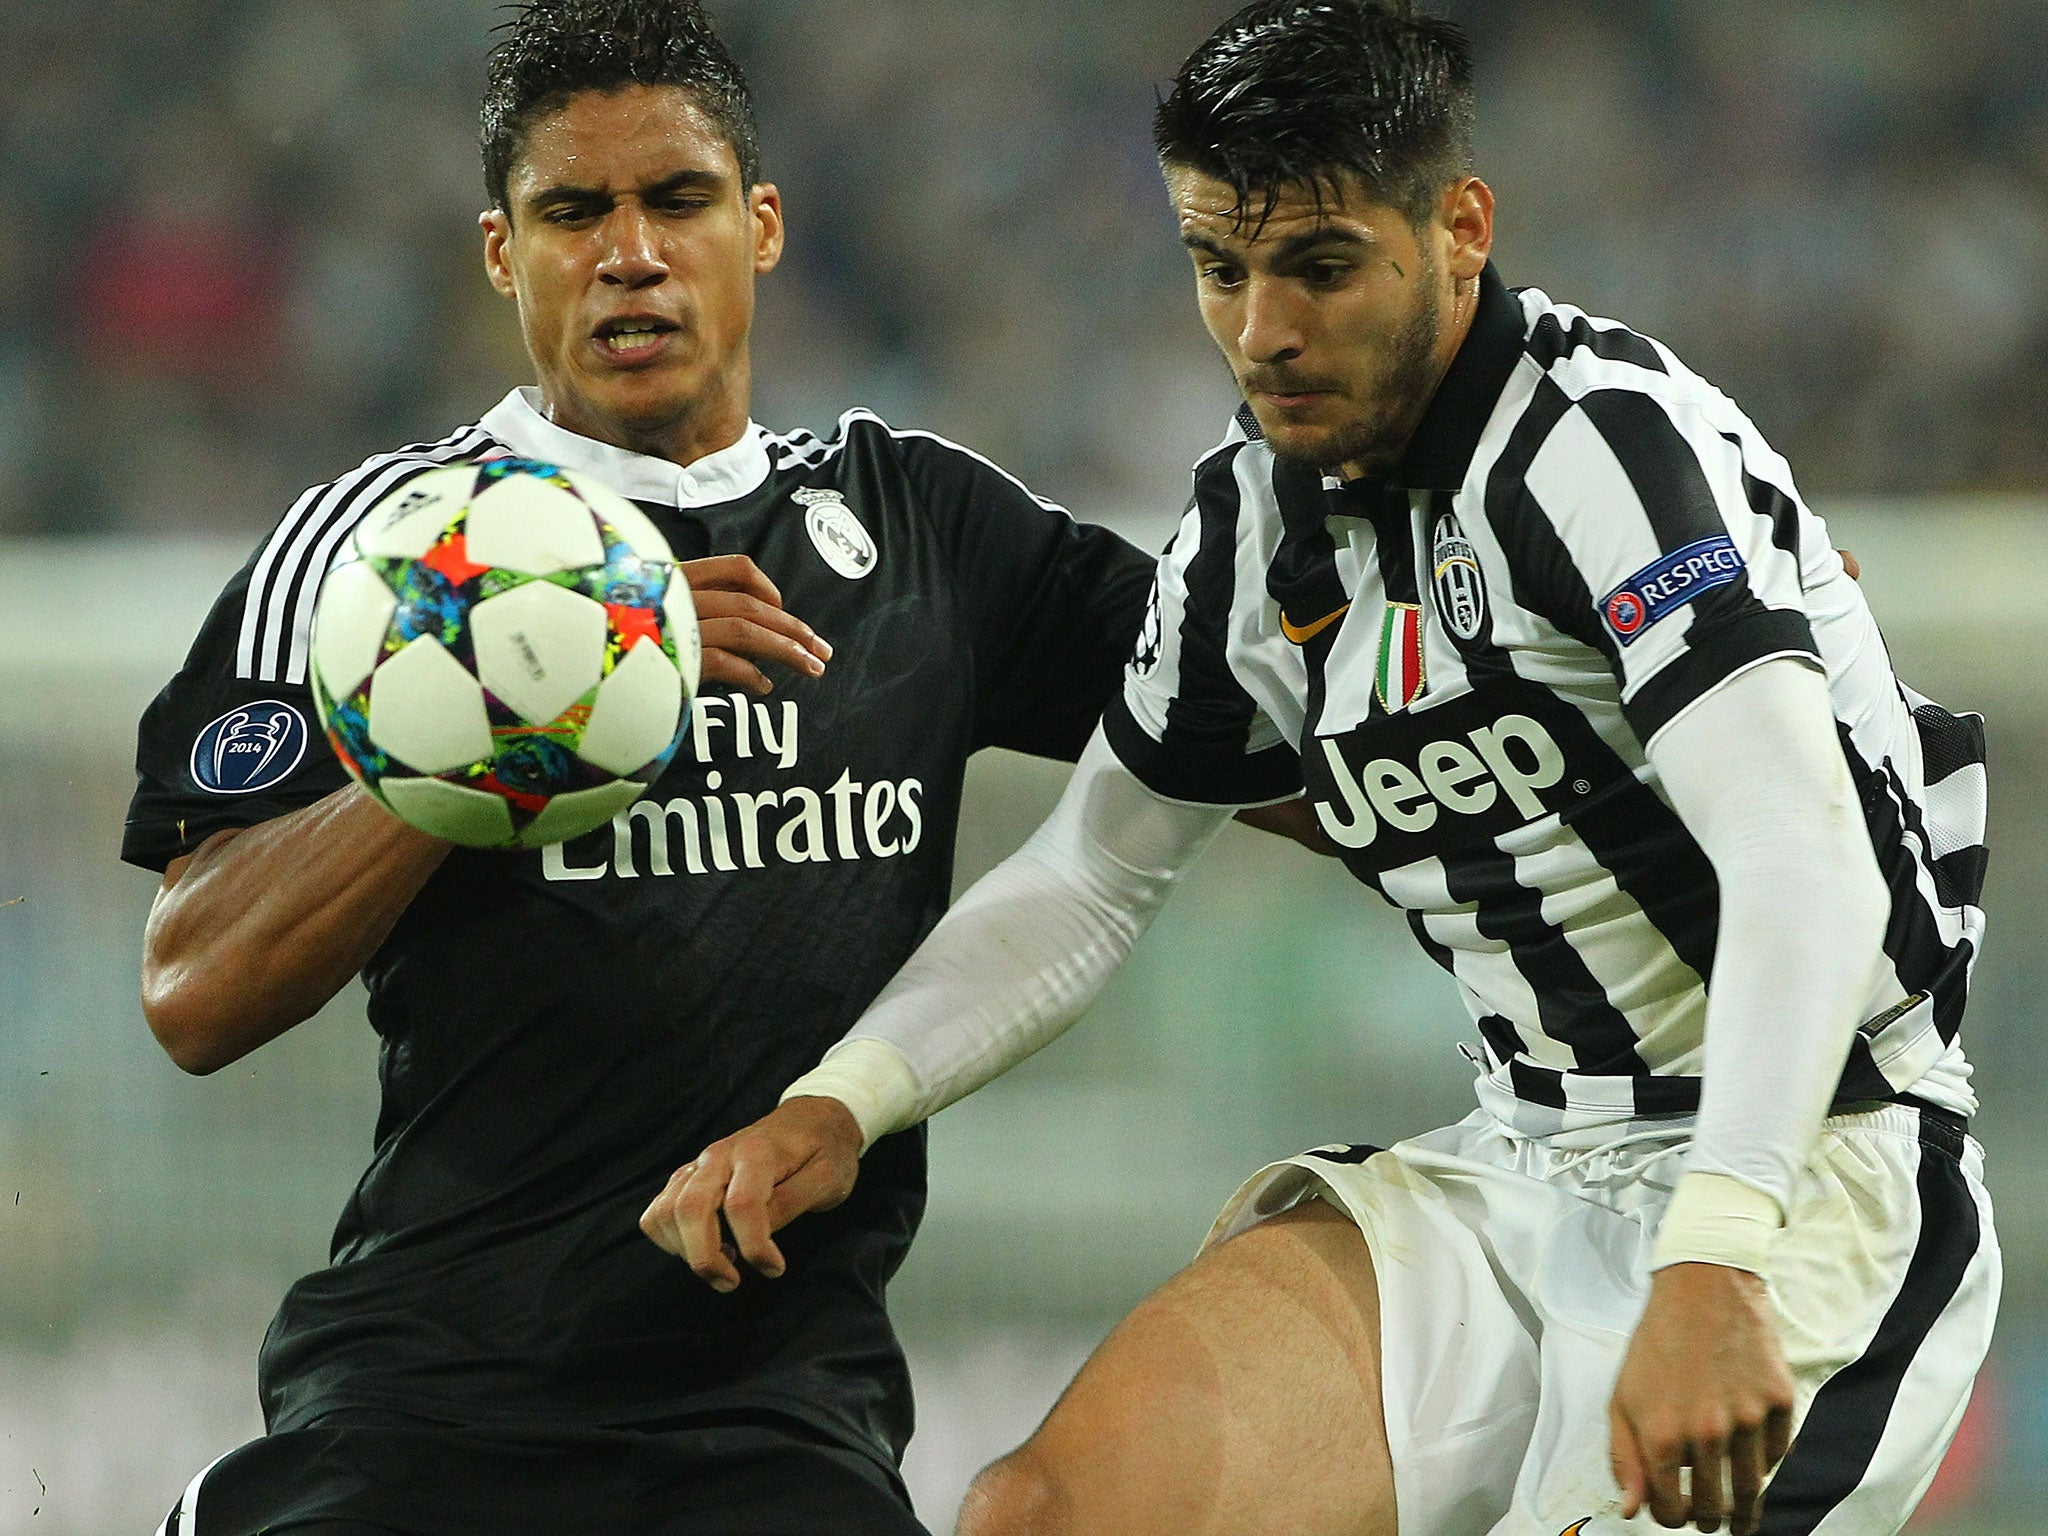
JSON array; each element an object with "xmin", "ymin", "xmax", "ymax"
[{"xmin": 122, "ymin": 388, "xmax": 1153, "ymax": 1468}]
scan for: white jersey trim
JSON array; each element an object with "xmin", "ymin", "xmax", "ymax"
[
  {"xmin": 236, "ymin": 425, "xmax": 491, "ymax": 683},
  {"xmin": 479, "ymin": 387, "xmax": 774, "ymax": 508},
  {"xmin": 776, "ymin": 407, "xmax": 1081, "ymax": 523}
]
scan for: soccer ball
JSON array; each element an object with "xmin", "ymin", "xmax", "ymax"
[{"xmin": 309, "ymin": 457, "xmax": 700, "ymax": 849}]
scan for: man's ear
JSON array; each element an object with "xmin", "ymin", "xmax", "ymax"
[
  {"xmin": 481, "ymin": 208, "xmax": 517, "ymax": 299},
  {"xmin": 751, "ymin": 183, "xmax": 785, "ymax": 275},
  {"xmin": 1441, "ymin": 176, "xmax": 1494, "ymax": 283}
]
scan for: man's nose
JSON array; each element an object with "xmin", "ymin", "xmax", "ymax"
[
  {"xmin": 597, "ymin": 206, "xmax": 668, "ymax": 289},
  {"xmin": 1238, "ymin": 277, "xmax": 1305, "ymax": 365}
]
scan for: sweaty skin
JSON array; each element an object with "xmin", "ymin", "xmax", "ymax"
[
  {"xmin": 1166, "ymin": 166, "xmax": 1479, "ymax": 479},
  {"xmin": 481, "ymin": 87, "xmax": 785, "ymax": 468}
]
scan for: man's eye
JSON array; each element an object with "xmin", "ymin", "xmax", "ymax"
[
  {"xmin": 1200, "ymin": 265, "xmax": 1244, "ymax": 288},
  {"xmin": 1305, "ymin": 262, "xmax": 1351, "ymax": 286},
  {"xmin": 545, "ymin": 205, "xmax": 602, "ymax": 225}
]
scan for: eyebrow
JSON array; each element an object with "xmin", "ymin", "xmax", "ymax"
[
  {"xmin": 523, "ymin": 168, "xmax": 728, "ymax": 209},
  {"xmin": 1181, "ymin": 227, "xmax": 1376, "ymax": 263}
]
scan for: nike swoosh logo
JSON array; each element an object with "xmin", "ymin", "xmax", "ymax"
[
  {"xmin": 1557, "ymin": 1520, "xmax": 1591, "ymax": 1536},
  {"xmin": 1280, "ymin": 603, "xmax": 1350, "ymax": 644}
]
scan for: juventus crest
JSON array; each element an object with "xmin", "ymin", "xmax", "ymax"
[{"xmin": 1430, "ymin": 510, "xmax": 1488, "ymax": 644}]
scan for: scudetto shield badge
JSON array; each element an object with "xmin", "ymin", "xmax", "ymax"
[
  {"xmin": 1431, "ymin": 511, "xmax": 1488, "ymax": 644},
  {"xmin": 795, "ymin": 488, "xmax": 878, "ymax": 580}
]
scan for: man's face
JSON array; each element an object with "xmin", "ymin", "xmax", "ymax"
[
  {"xmin": 483, "ymin": 85, "xmax": 783, "ymax": 460},
  {"xmin": 1167, "ymin": 167, "xmax": 1490, "ymax": 477}
]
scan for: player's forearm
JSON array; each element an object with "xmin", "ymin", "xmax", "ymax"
[
  {"xmin": 142, "ymin": 785, "xmax": 449, "ymax": 1073},
  {"xmin": 804, "ymin": 836, "xmax": 1164, "ymax": 1141},
  {"xmin": 1647, "ymin": 657, "xmax": 1889, "ymax": 1258},
  {"xmin": 784, "ymin": 729, "xmax": 1231, "ymax": 1143}
]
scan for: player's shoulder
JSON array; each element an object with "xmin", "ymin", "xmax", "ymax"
[
  {"xmin": 761, "ymin": 407, "xmax": 1075, "ymax": 520},
  {"xmin": 233, "ymin": 419, "xmax": 502, "ymax": 684},
  {"xmin": 1502, "ymin": 285, "xmax": 1775, "ymax": 488},
  {"xmin": 1179, "ymin": 406, "xmax": 1276, "ymax": 544},
  {"xmin": 1508, "ymin": 283, "xmax": 1710, "ymax": 407},
  {"xmin": 251, "ymin": 420, "xmax": 501, "ymax": 565}
]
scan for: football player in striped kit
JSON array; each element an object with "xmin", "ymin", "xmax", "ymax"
[{"xmin": 658, "ymin": 3, "xmax": 1999, "ymax": 1533}]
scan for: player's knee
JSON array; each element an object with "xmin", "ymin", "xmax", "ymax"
[{"xmin": 958, "ymin": 1444, "xmax": 1069, "ymax": 1536}]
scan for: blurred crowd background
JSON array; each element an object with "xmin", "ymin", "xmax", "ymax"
[
  {"xmin": 1, "ymin": 0, "xmax": 2045, "ymax": 539},
  {"xmin": 2, "ymin": 1, "xmax": 2046, "ymax": 1532}
]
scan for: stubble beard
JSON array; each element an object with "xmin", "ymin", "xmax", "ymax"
[{"xmin": 1264, "ymin": 260, "xmax": 1444, "ymax": 478}]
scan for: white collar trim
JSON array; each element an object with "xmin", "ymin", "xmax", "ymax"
[{"xmin": 477, "ymin": 387, "xmax": 773, "ymax": 508}]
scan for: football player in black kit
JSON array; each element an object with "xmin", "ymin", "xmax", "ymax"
[{"xmin": 124, "ymin": 4, "xmax": 1310, "ymax": 1532}]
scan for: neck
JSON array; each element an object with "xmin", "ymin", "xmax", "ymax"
[{"xmin": 541, "ymin": 368, "xmax": 752, "ymax": 469}]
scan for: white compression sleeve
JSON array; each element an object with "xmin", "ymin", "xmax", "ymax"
[
  {"xmin": 1646, "ymin": 655, "xmax": 1890, "ymax": 1228},
  {"xmin": 783, "ymin": 727, "xmax": 1233, "ymax": 1140}
]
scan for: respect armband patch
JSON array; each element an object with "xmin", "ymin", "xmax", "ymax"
[{"xmin": 1599, "ymin": 535, "xmax": 1746, "ymax": 647}]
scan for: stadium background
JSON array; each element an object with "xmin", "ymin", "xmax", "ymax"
[{"xmin": 0, "ymin": 0, "xmax": 2042, "ymax": 1529}]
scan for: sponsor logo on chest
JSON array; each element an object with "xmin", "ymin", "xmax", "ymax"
[
  {"xmin": 1299, "ymin": 678, "xmax": 1627, "ymax": 875},
  {"xmin": 540, "ymin": 694, "xmax": 927, "ymax": 882},
  {"xmin": 795, "ymin": 488, "xmax": 877, "ymax": 579},
  {"xmin": 1313, "ymin": 712, "xmax": 1566, "ymax": 855}
]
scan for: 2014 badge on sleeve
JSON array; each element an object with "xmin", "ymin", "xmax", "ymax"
[{"xmin": 191, "ymin": 701, "xmax": 309, "ymax": 794}]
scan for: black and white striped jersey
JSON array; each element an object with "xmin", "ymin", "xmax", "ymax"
[
  {"xmin": 1106, "ymin": 264, "xmax": 1983, "ymax": 1133},
  {"xmin": 122, "ymin": 387, "xmax": 1152, "ymax": 1452}
]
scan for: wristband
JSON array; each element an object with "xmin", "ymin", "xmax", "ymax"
[
  {"xmin": 780, "ymin": 1039, "xmax": 922, "ymax": 1152},
  {"xmin": 1650, "ymin": 1171, "xmax": 1784, "ymax": 1276}
]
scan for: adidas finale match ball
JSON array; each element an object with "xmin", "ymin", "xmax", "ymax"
[{"xmin": 309, "ymin": 458, "xmax": 700, "ymax": 849}]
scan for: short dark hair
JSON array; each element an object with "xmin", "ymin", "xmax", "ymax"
[
  {"xmin": 480, "ymin": 0, "xmax": 761, "ymax": 214},
  {"xmin": 1154, "ymin": 0, "xmax": 1474, "ymax": 228}
]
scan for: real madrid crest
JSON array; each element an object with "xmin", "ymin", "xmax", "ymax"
[
  {"xmin": 1430, "ymin": 510, "xmax": 1489, "ymax": 648},
  {"xmin": 794, "ymin": 487, "xmax": 877, "ymax": 580}
]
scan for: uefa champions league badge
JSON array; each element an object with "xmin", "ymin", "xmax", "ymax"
[
  {"xmin": 794, "ymin": 488, "xmax": 877, "ymax": 580},
  {"xmin": 190, "ymin": 701, "xmax": 309, "ymax": 794},
  {"xmin": 1599, "ymin": 534, "xmax": 1746, "ymax": 647}
]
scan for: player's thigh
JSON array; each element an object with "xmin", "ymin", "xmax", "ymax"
[{"xmin": 965, "ymin": 1200, "xmax": 1394, "ymax": 1536}]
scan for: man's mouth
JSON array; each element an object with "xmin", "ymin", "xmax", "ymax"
[
  {"xmin": 593, "ymin": 316, "xmax": 680, "ymax": 359},
  {"xmin": 1243, "ymin": 373, "xmax": 1338, "ymax": 407}
]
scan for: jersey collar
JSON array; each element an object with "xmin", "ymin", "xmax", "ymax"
[
  {"xmin": 478, "ymin": 387, "xmax": 774, "ymax": 508},
  {"xmin": 1392, "ymin": 262, "xmax": 1527, "ymax": 492}
]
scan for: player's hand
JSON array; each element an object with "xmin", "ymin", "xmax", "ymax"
[
  {"xmin": 1610, "ymin": 1263, "xmax": 1795, "ymax": 1535},
  {"xmin": 639, "ymin": 1096, "xmax": 864, "ymax": 1291},
  {"xmin": 683, "ymin": 554, "xmax": 833, "ymax": 695}
]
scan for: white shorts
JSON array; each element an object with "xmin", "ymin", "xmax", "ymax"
[{"xmin": 1205, "ymin": 1103, "xmax": 1998, "ymax": 1536}]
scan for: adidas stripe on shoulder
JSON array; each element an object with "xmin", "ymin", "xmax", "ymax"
[{"xmin": 235, "ymin": 425, "xmax": 495, "ymax": 684}]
